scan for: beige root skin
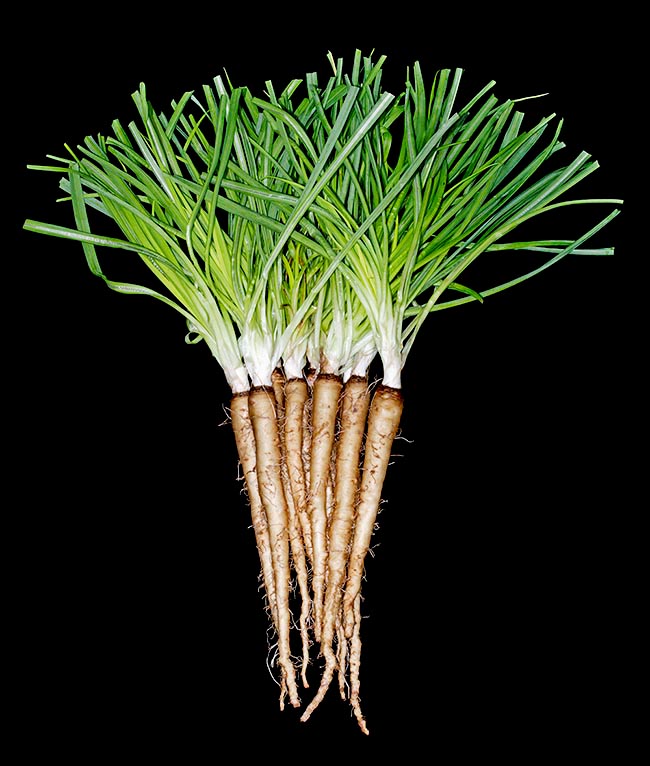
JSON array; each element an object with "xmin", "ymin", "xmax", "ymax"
[
  {"xmin": 342, "ymin": 384, "xmax": 404, "ymax": 639},
  {"xmin": 271, "ymin": 367, "xmax": 286, "ymax": 413},
  {"xmin": 301, "ymin": 384, "xmax": 313, "ymax": 519},
  {"xmin": 322, "ymin": 376, "xmax": 370, "ymax": 649},
  {"xmin": 349, "ymin": 593, "xmax": 368, "ymax": 735},
  {"xmin": 300, "ymin": 375, "xmax": 370, "ymax": 722},
  {"xmin": 336, "ymin": 621, "xmax": 348, "ymax": 700},
  {"xmin": 284, "ymin": 377, "xmax": 313, "ymax": 564},
  {"xmin": 307, "ymin": 372, "xmax": 343, "ymax": 642},
  {"xmin": 248, "ymin": 386, "xmax": 300, "ymax": 708},
  {"xmin": 283, "ymin": 471, "xmax": 312, "ymax": 688},
  {"xmin": 234, "ymin": 377, "xmax": 403, "ymax": 733},
  {"xmin": 275, "ymin": 375, "xmax": 312, "ymax": 688},
  {"xmin": 230, "ymin": 392, "xmax": 278, "ymax": 629}
]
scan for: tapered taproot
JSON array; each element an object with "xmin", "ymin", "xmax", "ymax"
[
  {"xmin": 342, "ymin": 384, "xmax": 404, "ymax": 638},
  {"xmin": 248, "ymin": 385, "xmax": 300, "ymax": 707}
]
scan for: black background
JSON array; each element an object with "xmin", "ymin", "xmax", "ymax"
[{"xmin": 8, "ymin": 7, "xmax": 636, "ymax": 761}]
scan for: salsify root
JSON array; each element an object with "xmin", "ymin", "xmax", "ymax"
[
  {"xmin": 285, "ymin": 479, "xmax": 312, "ymax": 689},
  {"xmin": 235, "ymin": 377, "xmax": 403, "ymax": 731},
  {"xmin": 308, "ymin": 371, "xmax": 343, "ymax": 642},
  {"xmin": 336, "ymin": 620, "xmax": 348, "ymax": 700},
  {"xmin": 248, "ymin": 385, "xmax": 301, "ymax": 708},
  {"xmin": 284, "ymin": 377, "xmax": 313, "ymax": 564},
  {"xmin": 276, "ymin": 374, "xmax": 313, "ymax": 688},
  {"xmin": 272, "ymin": 367, "xmax": 286, "ymax": 413},
  {"xmin": 322, "ymin": 375, "xmax": 370, "ymax": 651},
  {"xmin": 300, "ymin": 375, "xmax": 370, "ymax": 722},
  {"xmin": 341, "ymin": 384, "xmax": 404, "ymax": 639},
  {"xmin": 349, "ymin": 593, "xmax": 368, "ymax": 735},
  {"xmin": 230, "ymin": 391, "xmax": 279, "ymax": 631}
]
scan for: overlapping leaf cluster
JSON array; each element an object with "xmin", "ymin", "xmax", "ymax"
[{"xmin": 25, "ymin": 50, "xmax": 619, "ymax": 391}]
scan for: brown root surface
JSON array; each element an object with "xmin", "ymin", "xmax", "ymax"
[
  {"xmin": 284, "ymin": 378, "xmax": 312, "ymax": 564},
  {"xmin": 231, "ymin": 376, "xmax": 403, "ymax": 734},
  {"xmin": 301, "ymin": 375, "xmax": 370, "ymax": 721},
  {"xmin": 276, "ymin": 376, "xmax": 313, "ymax": 688},
  {"xmin": 248, "ymin": 386, "xmax": 300, "ymax": 708},
  {"xmin": 307, "ymin": 373, "xmax": 343, "ymax": 642},
  {"xmin": 349, "ymin": 593, "xmax": 368, "ymax": 734},
  {"xmin": 342, "ymin": 384, "xmax": 403, "ymax": 639},
  {"xmin": 230, "ymin": 392, "xmax": 278, "ymax": 629}
]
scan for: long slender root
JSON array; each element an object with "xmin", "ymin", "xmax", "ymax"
[
  {"xmin": 349, "ymin": 593, "xmax": 368, "ymax": 735},
  {"xmin": 308, "ymin": 371, "xmax": 343, "ymax": 642},
  {"xmin": 284, "ymin": 377, "xmax": 313, "ymax": 564},
  {"xmin": 272, "ymin": 367, "xmax": 286, "ymax": 413},
  {"xmin": 301, "ymin": 375, "xmax": 370, "ymax": 720},
  {"xmin": 276, "ymin": 376, "xmax": 313, "ymax": 688},
  {"xmin": 336, "ymin": 621, "xmax": 348, "ymax": 700},
  {"xmin": 230, "ymin": 391, "xmax": 278, "ymax": 630},
  {"xmin": 322, "ymin": 375, "xmax": 370, "ymax": 652},
  {"xmin": 248, "ymin": 385, "xmax": 300, "ymax": 708},
  {"xmin": 284, "ymin": 476, "xmax": 312, "ymax": 688},
  {"xmin": 234, "ymin": 374, "xmax": 403, "ymax": 733},
  {"xmin": 342, "ymin": 384, "xmax": 404, "ymax": 639}
]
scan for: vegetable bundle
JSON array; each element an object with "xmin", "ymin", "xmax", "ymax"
[{"xmin": 23, "ymin": 50, "xmax": 621, "ymax": 734}]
